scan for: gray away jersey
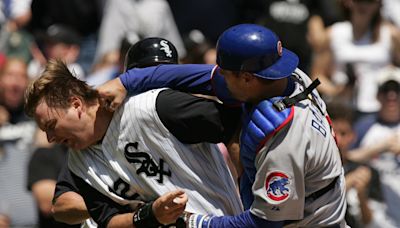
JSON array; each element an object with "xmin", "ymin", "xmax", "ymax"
[
  {"xmin": 250, "ymin": 69, "xmax": 347, "ymax": 227},
  {"xmin": 68, "ymin": 89, "xmax": 243, "ymax": 216}
]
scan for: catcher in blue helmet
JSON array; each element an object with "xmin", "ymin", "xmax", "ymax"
[{"xmin": 98, "ymin": 24, "xmax": 347, "ymax": 228}]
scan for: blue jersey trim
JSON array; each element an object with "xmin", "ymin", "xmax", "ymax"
[{"xmin": 208, "ymin": 210, "xmax": 284, "ymax": 228}]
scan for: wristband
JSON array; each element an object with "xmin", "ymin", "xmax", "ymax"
[
  {"xmin": 132, "ymin": 202, "xmax": 163, "ymax": 228},
  {"xmin": 171, "ymin": 212, "xmax": 189, "ymax": 228},
  {"xmin": 187, "ymin": 214, "xmax": 213, "ymax": 228}
]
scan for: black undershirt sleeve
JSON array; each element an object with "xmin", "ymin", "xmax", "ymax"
[
  {"xmin": 53, "ymin": 162, "xmax": 80, "ymax": 200},
  {"xmin": 70, "ymin": 172, "xmax": 132, "ymax": 228},
  {"xmin": 156, "ymin": 89, "xmax": 242, "ymax": 144}
]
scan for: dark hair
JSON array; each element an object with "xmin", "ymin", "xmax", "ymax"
[
  {"xmin": 378, "ymin": 80, "xmax": 400, "ymax": 94},
  {"xmin": 326, "ymin": 101, "xmax": 355, "ymax": 124},
  {"xmin": 340, "ymin": 0, "xmax": 382, "ymax": 42}
]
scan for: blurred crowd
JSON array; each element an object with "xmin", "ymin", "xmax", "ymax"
[{"xmin": 1, "ymin": 0, "xmax": 400, "ymax": 227}]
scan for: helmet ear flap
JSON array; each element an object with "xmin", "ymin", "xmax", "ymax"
[{"xmin": 124, "ymin": 37, "xmax": 179, "ymax": 71}]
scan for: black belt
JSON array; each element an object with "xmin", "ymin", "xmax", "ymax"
[
  {"xmin": 307, "ymin": 176, "xmax": 339, "ymax": 201},
  {"xmin": 284, "ymin": 176, "xmax": 340, "ymax": 227}
]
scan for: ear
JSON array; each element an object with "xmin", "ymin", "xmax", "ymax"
[{"xmin": 69, "ymin": 96, "xmax": 84, "ymax": 117}]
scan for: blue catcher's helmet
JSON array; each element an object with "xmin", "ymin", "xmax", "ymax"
[{"xmin": 216, "ymin": 24, "xmax": 299, "ymax": 79}]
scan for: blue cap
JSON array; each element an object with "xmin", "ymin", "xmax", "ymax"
[{"xmin": 216, "ymin": 24, "xmax": 299, "ymax": 79}]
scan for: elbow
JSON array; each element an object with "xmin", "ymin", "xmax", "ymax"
[
  {"xmin": 51, "ymin": 200, "xmax": 88, "ymax": 225},
  {"xmin": 51, "ymin": 204, "xmax": 66, "ymax": 223},
  {"xmin": 51, "ymin": 205, "xmax": 78, "ymax": 225}
]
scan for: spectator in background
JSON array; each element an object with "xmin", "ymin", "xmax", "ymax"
[
  {"xmin": 252, "ymin": 0, "xmax": 344, "ymax": 74},
  {"xmin": 381, "ymin": 0, "xmax": 400, "ymax": 28},
  {"xmin": 28, "ymin": 24, "xmax": 84, "ymax": 80},
  {"xmin": 0, "ymin": 58, "xmax": 29, "ymax": 123},
  {"xmin": 312, "ymin": 0, "xmax": 400, "ymax": 119},
  {"xmin": 95, "ymin": 0, "xmax": 186, "ymax": 66},
  {"xmin": 86, "ymin": 37, "xmax": 133, "ymax": 87},
  {"xmin": 0, "ymin": 0, "xmax": 34, "ymax": 63},
  {"xmin": 349, "ymin": 69, "xmax": 400, "ymax": 227},
  {"xmin": 180, "ymin": 29, "xmax": 216, "ymax": 64},
  {"xmin": 27, "ymin": 143, "xmax": 81, "ymax": 228},
  {"xmin": 28, "ymin": 0, "xmax": 103, "ymax": 75},
  {"xmin": 166, "ymin": 0, "xmax": 240, "ymax": 44},
  {"xmin": 0, "ymin": 0, "xmax": 32, "ymax": 28},
  {"xmin": 0, "ymin": 57, "xmax": 37, "ymax": 227},
  {"xmin": 328, "ymin": 102, "xmax": 387, "ymax": 228}
]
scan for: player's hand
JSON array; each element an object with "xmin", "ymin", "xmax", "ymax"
[
  {"xmin": 97, "ymin": 77, "xmax": 127, "ymax": 111},
  {"xmin": 152, "ymin": 189, "xmax": 187, "ymax": 225},
  {"xmin": 351, "ymin": 166, "xmax": 372, "ymax": 193},
  {"xmin": 386, "ymin": 133, "xmax": 400, "ymax": 155}
]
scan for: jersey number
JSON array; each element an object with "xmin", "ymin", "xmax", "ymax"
[{"xmin": 109, "ymin": 178, "xmax": 140, "ymax": 200}]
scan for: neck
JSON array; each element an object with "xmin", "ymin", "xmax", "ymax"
[
  {"xmin": 92, "ymin": 104, "xmax": 114, "ymax": 144},
  {"xmin": 351, "ymin": 15, "xmax": 372, "ymax": 41}
]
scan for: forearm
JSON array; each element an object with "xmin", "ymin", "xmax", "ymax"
[
  {"xmin": 31, "ymin": 179, "xmax": 57, "ymax": 216},
  {"xmin": 358, "ymin": 192, "xmax": 373, "ymax": 225},
  {"xmin": 52, "ymin": 192, "xmax": 90, "ymax": 224},
  {"xmin": 188, "ymin": 210, "xmax": 283, "ymax": 228},
  {"xmin": 107, "ymin": 213, "xmax": 135, "ymax": 228},
  {"xmin": 347, "ymin": 144, "xmax": 385, "ymax": 163}
]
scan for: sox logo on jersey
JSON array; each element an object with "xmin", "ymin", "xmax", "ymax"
[{"xmin": 124, "ymin": 142, "xmax": 171, "ymax": 184}]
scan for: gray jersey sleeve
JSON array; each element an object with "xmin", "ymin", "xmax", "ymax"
[
  {"xmin": 250, "ymin": 101, "xmax": 345, "ymax": 226},
  {"xmin": 251, "ymin": 123, "xmax": 306, "ymax": 221}
]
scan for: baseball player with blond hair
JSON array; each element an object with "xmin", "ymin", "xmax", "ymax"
[{"xmin": 25, "ymin": 37, "xmax": 243, "ymax": 228}]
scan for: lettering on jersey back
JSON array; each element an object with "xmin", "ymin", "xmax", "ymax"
[
  {"xmin": 124, "ymin": 142, "xmax": 171, "ymax": 183},
  {"xmin": 310, "ymin": 106, "xmax": 327, "ymax": 137}
]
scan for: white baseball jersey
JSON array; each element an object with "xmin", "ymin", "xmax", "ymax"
[
  {"xmin": 249, "ymin": 69, "xmax": 347, "ymax": 227},
  {"xmin": 68, "ymin": 89, "xmax": 243, "ymax": 216}
]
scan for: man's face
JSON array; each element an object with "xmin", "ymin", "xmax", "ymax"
[
  {"xmin": 0, "ymin": 60, "xmax": 28, "ymax": 109},
  {"xmin": 378, "ymin": 87, "xmax": 400, "ymax": 122},
  {"xmin": 332, "ymin": 119, "xmax": 355, "ymax": 154},
  {"xmin": 219, "ymin": 68, "xmax": 249, "ymax": 102},
  {"xmin": 34, "ymin": 99, "xmax": 93, "ymax": 150}
]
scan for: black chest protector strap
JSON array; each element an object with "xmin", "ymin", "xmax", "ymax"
[{"xmin": 273, "ymin": 78, "xmax": 321, "ymax": 112}]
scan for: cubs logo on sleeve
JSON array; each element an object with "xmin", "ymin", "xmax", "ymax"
[{"xmin": 265, "ymin": 171, "xmax": 291, "ymax": 204}]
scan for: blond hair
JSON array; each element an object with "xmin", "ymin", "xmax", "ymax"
[{"xmin": 24, "ymin": 59, "xmax": 98, "ymax": 117}]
